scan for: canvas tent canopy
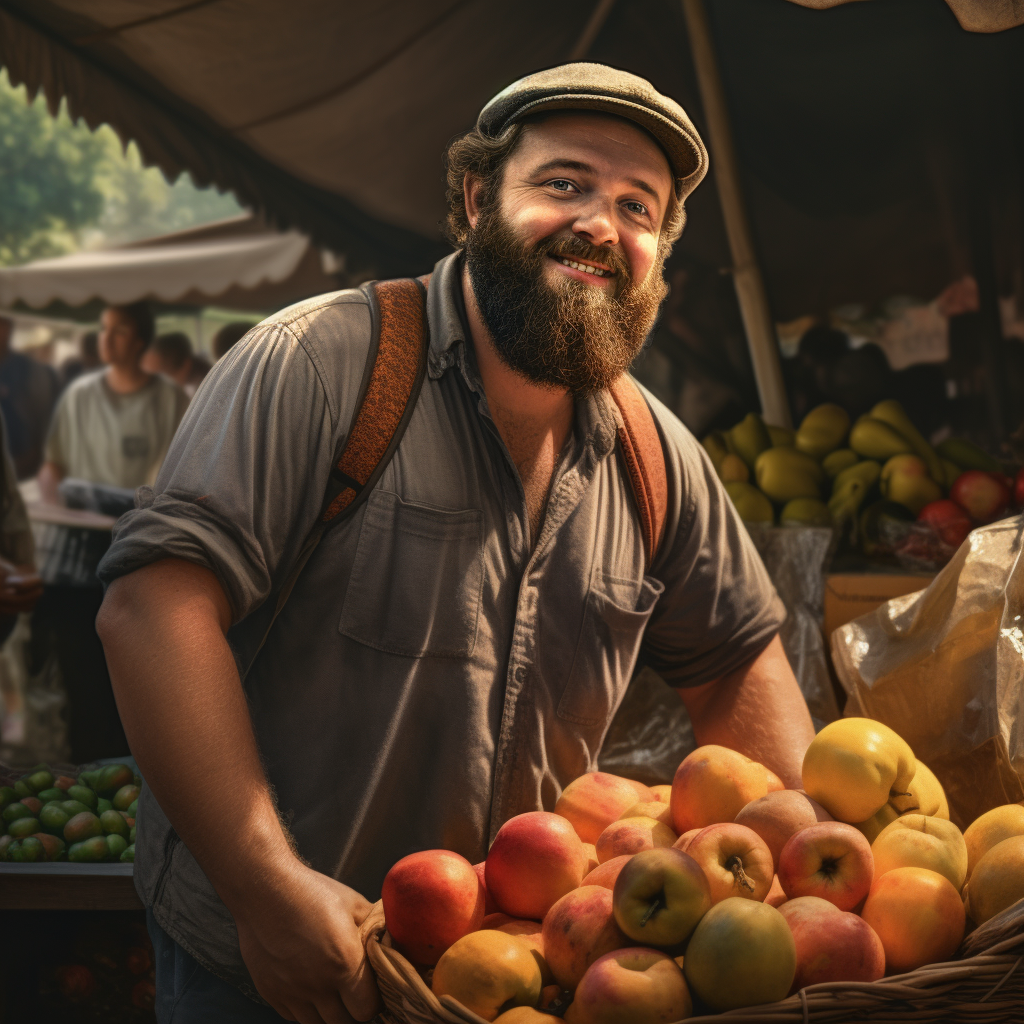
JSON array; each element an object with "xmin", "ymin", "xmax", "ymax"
[
  {"xmin": 0, "ymin": 0, "xmax": 1021, "ymax": 316},
  {"xmin": 0, "ymin": 213, "xmax": 344, "ymax": 312}
]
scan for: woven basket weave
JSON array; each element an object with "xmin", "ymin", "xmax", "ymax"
[{"xmin": 360, "ymin": 896, "xmax": 1024, "ymax": 1024}]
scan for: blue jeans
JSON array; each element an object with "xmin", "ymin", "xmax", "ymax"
[{"xmin": 147, "ymin": 910, "xmax": 289, "ymax": 1023}]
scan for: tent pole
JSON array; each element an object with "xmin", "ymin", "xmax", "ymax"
[{"xmin": 681, "ymin": 0, "xmax": 791, "ymax": 428}]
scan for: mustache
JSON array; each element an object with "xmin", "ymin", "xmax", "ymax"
[{"xmin": 533, "ymin": 234, "xmax": 632, "ymax": 288}]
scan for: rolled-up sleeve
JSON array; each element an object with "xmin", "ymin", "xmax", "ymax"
[
  {"xmin": 98, "ymin": 298, "xmax": 370, "ymax": 622},
  {"xmin": 640, "ymin": 397, "xmax": 786, "ymax": 688}
]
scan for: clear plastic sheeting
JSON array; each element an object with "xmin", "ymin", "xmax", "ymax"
[
  {"xmin": 832, "ymin": 516, "xmax": 1024, "ymax": 829},
  {"xmin": 599, "ymin": 525, "xmax": 837, "ymax": 785}
]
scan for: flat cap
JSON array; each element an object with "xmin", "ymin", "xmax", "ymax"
[{"xmin": 477, "ymin": 63, "xmax": 708, "ymax": 200}]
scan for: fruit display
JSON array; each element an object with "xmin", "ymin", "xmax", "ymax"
[
  {"xmin": 0, "ymin": 763, "xmax": 139, "ymax": 864},
  {"xmin": 378, "ymin": 724, "xmax": 1024, "ymax": 1018},
  {"xmin": 704, "ymin": 401, "xmax": 1021, "ymax": 566}
]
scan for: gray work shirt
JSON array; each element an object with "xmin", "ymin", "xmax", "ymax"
[{"xmin": 98, "ymin": 250, "xmax": 784, "ymax": 994}]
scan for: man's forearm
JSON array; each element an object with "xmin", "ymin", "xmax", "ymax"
[
  {"xmin": 676, "ymin": 634, "xmax": 814, "ymax": 788},
  {"xmin": 97, "ymin": 558, "xmax": 298, "ymax": 909},
  {"xmin": 37, "ymin": 461, "xmax": 63, "ymax": 505}
]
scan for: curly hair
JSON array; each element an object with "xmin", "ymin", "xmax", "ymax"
[{"xmin": 443, "ymin": 121, "xmax": 688, "ymax": 254}]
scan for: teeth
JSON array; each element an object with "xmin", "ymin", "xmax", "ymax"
[{"xmin": 558, "ymin": 257, "xmax": 608, "ymax": 277}]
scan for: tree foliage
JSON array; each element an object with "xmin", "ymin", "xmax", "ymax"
[{"xmin": 0, "ymin": 70, "xmax": 243, "ymax": 266}]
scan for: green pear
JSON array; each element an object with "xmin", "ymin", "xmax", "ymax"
[
  {"xmin": 829, "ymin": 477, "xmax": 870, "ymax": 525},
  {"xmin": 880, "ymin": 454, "xmax": 929, "ymax": 489},
  {"xmin": 849, "ymin": 417, "xmax": 913, "ymax": 460},
  {"xmin": 870, "ymin": 400, "xmax": 943, "ymax": 482},
  {"xmin": 718, "ymin": 453, "xmax": 749, "ymax": 483},
  {"xmin": 767, "ymin": 425, "xmax": 795, "ymax": 448},
  {"xmin": 754, "ymin": 447, "xmax": 823, "ymax": 503},
  {"xmin": 795, "ymin": 403, "xmax": 850, "ymax": 460},
  {"xmin": 729, "ymin": 413, "xmax": 772, "ymax": 470},
  {"xmin": 724, "ymin": 481, "xmax": 773, "ymax": 523},
  {"xmin": 832, "ymin": 459, "xmax": 881, "ymax": 496},
  {"xmin": 780, "ymin": 498, "xmax": 832, "ymax": 527},
  {"xmin": 702, "ymin": 431, "xmax": 730, "ymax": 472},
  {"xmin": 882, "ymin": 471, "xmax": 942, "ymax": 515},
  {"xmin": 822, "ymin": 448, "xmax": 860, "ymax": 478}
]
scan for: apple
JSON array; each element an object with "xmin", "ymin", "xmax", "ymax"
[
  {"xmin": 963, "ymin": 835, "xmax": 1024, "ymax": 926},
  {"xmin": 733, "ymin": 790, "xmax": 832, "ymax": 868},
  {"xmin": 764, "ymin": 874, "xmax": 788, "ymax": 908},
  {"xmin": 671, "ymin": 745, "xmax": 769, "ymax": 834},
  {"xmin": 595, "ymin": 816, "xmax": 676, "ymax": 863},
  {"xmin": 779, "ymin": 896, "xmax": 885, "ymax": 991},
  {"xmin": 917, "ymin": 499, "xmax": 973, "ymax": 549},
  {"xmin": 540, "ymin": 885, "xmax": 629, "ymax": 991},
  {"xmin": 964, "ymin": 804, "xmax": 1024, "ymax": 880},
  {"xmin": 555, "ymin": 773, "xmax": 653, "ymax": 844},
  {"xmin": 618, "ymin": 800, "xmax": 674, "ymax": 828},
  {"xmin": 481, "ymin": 914, "xmax": 552, "ymax": 985},
  {"xmin": 611, "ymin": 847, "xmax": 712, "ymax": 947},
  {"xmin": 486, "ymin": 811, "xmax": 586, "ymax": 920},
  {"xmin": 582, "ymin": 843, "xmax": 599, "ymax": 875},
  {"xmin": 1015, "ymin": 467, "xmax": 1024, "ymax": 508},
  {"xmin": 672, "ymin": 828, "xmax": 701, "ymax": 852},
  {"xmin": 871, "ymin": 814, "xmax": 968, "ymax": 891},
  {"xmin": 649, "ymin": 785, "xmax": 673, "ymax": 805},
  {"xmin": 565, "ymin": 947, "xmax": 691, "ymax": 1024},
  {"xmin": 432, "ymin": 929, "xmax": 543, "ymax": 1020},
  {"xmin": 861, "ymin": 866, "xmax": 965, "ymax": 973},
  {"xmin": 685, "ymin": 823, "xmax": 774, "ymax": 904},
  {"xmin": 582, "ymin": 854, "xmax": 632, "ymax": 890},
  {"xmin": 777, "ymin": 822, "xmax": 873, "ymax": 911},
  {"xmin": 950, "ymin": 470, "xmax": 1010, "ymax": 523},
  {"xmin": 382, "ymin": 849, "xmax": 486, "ymax": 966}
]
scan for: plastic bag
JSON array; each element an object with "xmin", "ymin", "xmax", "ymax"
[{"xmin": 831, "ymin": 515, "xmax": 1024, "ymax": 828}]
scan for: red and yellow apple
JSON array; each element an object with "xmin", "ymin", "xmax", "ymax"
[
  {"xmin": 685, "ymin": 823, "xmax": 773, "ymax": 904},
  {"xmin": 540, "ymin": 885, "xmax": 629, "ymax": 991},
  {"xmin": 595, "ymin": 816, "xmax": 676, "ymax": 863},
  {"xmin": 619, "ymin": 800, "xmax": 674, "ymax": 829},
  {"xmin": 734, "ymin": 789, "xmax": 832, "ymax": 868},
  {"xmin": 777, "ymin": 822, "xmax": 873, "ymax": 911},
  {"xmin": 779, "ymin": 896, "xmax": 885, "ymax": 991},
  {"xmin": 486, "ymin": 811, "xmax": 586, "ymax": 920},
  {"xmin": 671, "ymin": 745, "xmax": 769, "ymax": 834},
  {"xmin": 565, "ymin": 948, "xmax": 691, "ymax": 1024},
  {"xmin": 871, "ymin": 814, "xmax": 967, "ymax": 891},
  {"xmin": 474, "ymin": 861, "xmax": 499, "ymax": 915},
  {"xmin": 556, "ymin": 773, "xmax": 653, "ymax": 844},
  {"xmin": 382, "ymin": 849, "xmax": 486, "ymax": 966},
  {"xmin": 583, "ymin": 855, "xmax": 631, "ymax": 890}
]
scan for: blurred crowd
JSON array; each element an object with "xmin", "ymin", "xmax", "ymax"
[{"xmin": 0, "ymin": 306, "xmax": 253, "ymax": 765}]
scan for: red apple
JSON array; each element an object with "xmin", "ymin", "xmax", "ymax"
[
  {"xmin": 583, "ymin": 854, "xmax": 632, "ymax": 890},
  {"xmin": 541, "ymin": 885, "xmax": 629, "ymax": 991},
  {"xmin": 486, "ymin": 811, "xmax": 586, "ymax": 920},
  {"xmin": 950, "ymin": 470, "xmax": 1010, "ymax": 523},
  {"xmin": 382, "ymin": 850, "xmax": 486, "ymax": 966},
  {"xmin": 1015, "ymin": 467, "xmax": 1024, "ymax": 507},
  {"xmin": 779, "ymin": 896, "xmax": 885, "ymax": 992},
  {"xmin": 733, "ymin": 790, "xmax": 832, "ymax": 869},
  {"xmin": 555, "ymin": 773, "xmax": 653, "ymax": 844},
  {"xmin": 917, "ymin": 499, "xmax": 973, "ymax": 549},
  {"xmin": 565, "ymin": 947, "xmax": 691, "ymax": 1024},
  {"xmin": 777, "ymin": 822, "xmax": 874, "ymax": 912},
  {"xmin": 474, "ymin": 860, "xmax": 499, "ymax": 915}
]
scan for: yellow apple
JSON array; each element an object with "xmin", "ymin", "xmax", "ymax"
[{"xmin": 871, "ymin": 814, "xmax": 967, "ymax": 890}]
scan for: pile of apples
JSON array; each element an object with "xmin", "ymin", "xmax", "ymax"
[{"xmin": 381, "ymin": 718, "xmax": 1024, "ymax": 1022}]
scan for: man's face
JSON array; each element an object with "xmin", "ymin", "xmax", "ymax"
[
  {"xmin": 99, "ymin": 309, "xmax": 144, "ymax": 369},
  {"xmin": 463, "ymin": 112, "xmax": 675, "ymax": 395}
]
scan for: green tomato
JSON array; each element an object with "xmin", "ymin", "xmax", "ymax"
[
  {"xmin": 120, "ymin": 843, "xmax": 135, "ymax": 863},
  {"xmin": 105, "ymin": 834, "xmax": 128, "ymax": 860},
  {"xmin": 7, "ymin": 817, "xmax": 41, "ymax": 839},
  {"xmin": 66, "ymin": 785, "xmax": 97, "ymax": 809}
]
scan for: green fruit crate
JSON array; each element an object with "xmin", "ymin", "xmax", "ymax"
[{"xmin": 360, "ymin": 896, "xmax": 1024, "ymax": 1024}]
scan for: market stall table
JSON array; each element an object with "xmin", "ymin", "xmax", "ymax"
[{"xmin": 0, "ymin": 862, "xmax": 142, "ymax": 911}]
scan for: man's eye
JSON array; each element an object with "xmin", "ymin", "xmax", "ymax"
[
  {"xmin": 548, "ymin": 179, "xmax": 577, "ymax": 193},
  {"xmin": 625, "ymin": 201, "xmax": 649, "ymax": 217}
]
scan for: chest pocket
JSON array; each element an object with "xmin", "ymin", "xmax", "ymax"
[
  {"xmin": 338, "ymin": 489, "xmax": 484, "ymax": 658},
  {"xmin": 557, "ymin": 571, "xmax": 664, "ymax": 727}
]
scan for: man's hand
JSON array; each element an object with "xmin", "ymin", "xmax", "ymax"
[
  {"xmin": 98, "ymin": 559, "xmax": 381, "ymax": 1023},
  {"xmin": 0, "ymin": 559, "xmax": 43, "ymax": 614},
  {"xmin": 232, "ymin": 861, "xmax": 380, "ymax": 1024}
]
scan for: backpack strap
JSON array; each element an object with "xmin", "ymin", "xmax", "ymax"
[
  {"xmin": 608, "ymin": 375, "xmax": 669, "ymax": 569},
  {"xmin": 242, "ymin": 276, "xmax": 429, "ymax": 677}
]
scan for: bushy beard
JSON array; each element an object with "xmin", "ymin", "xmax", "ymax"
[{"xmin": 464, "ymin": 205, "xmax": 669, "ymax": 396}]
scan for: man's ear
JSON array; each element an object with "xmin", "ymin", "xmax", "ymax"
[{"xmin": 464, "ymin": 171, "xmax": 484, "ymax": 230}]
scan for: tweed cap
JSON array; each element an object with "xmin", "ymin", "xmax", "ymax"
[{"xmin": 477, "ymin": 63, "xmax": 708, "ymax": 200}]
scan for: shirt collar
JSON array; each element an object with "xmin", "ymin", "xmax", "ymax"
[{"xmin": 424, "ymin": 248, "xmax": 618, "ymax": 460}]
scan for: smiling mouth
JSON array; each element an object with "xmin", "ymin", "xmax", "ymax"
[{"xmin": 550, "ymin": 254, "xmax": 615, "ymax": 278}]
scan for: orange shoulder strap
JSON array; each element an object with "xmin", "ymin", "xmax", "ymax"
[
  {"xmin": 321, "ymin": 276, "xmax": 429, "ymax": 525},
  {"xmin": 609, "ymin": 375, "xmax": 669, "ymax": 568}
]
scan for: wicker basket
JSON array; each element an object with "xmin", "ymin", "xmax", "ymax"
[{"xmin": 360, "ymin": 896, "xmax": 1024, "ymax": 1024}]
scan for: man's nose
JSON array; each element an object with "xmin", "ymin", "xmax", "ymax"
[{"xmin": 572, "ymin": 199, "xmax": 619, "ymax": 249}]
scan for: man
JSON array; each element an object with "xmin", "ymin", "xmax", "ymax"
[
  {"xmin": 0, "ymin": 316, "xmax": 60, "ymax": 479},
  {"xmin": 35, "ymin": 302, "xmax": 188, "ymax": 761},
  {"xmin": 141, "ymin": 330, "xmax": 212, "ymax": 399},
  {"xmin": 97, "ymin": 65, "xmax": 814, "ymax": 1022}
]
